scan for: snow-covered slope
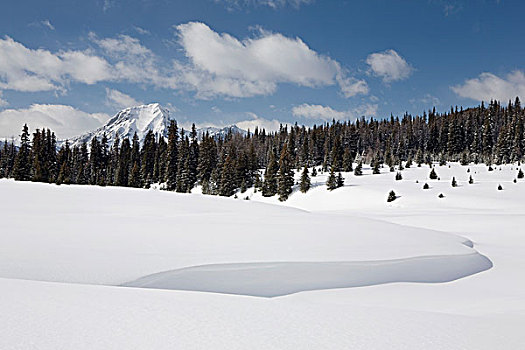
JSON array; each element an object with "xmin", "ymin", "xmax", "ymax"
[
  {"xmin": 67, "ymin": 103, "xmax": 246, "ymax": 147},
  {"xmin": 0, "ymin": 179, "xmax": 489, "ymax": 292},
  {"xmin": 1, "ymin": 162, "xmax": 525, "ymax": 349},
  {"xmin": 69, "ymin": 103, "xmax": 170, "ymax": 147}
]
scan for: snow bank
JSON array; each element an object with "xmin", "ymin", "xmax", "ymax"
[
  {"xmin": 123, "ymin": 253, "xmax": 491, "ymax": 297},
  {"xmin": 0, "ymin": 179, "xmax": 489, "ymax": 294}
]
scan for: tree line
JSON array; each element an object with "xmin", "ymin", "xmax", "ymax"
[{"xmin": 0, "ymin": 98, "xmax": 523, "ymax": 201}]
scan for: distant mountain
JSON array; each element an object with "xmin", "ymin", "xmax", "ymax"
[{"xmin": 67, "ymin": 103, "xmax": 246, "ymax": 147}]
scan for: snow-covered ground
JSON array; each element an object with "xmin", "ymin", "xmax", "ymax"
[{"xmin": 1, "ymin": 162, "xmax": 524, "ymax": 349}]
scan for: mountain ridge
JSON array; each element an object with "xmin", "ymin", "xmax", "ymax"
[{"xmin": 67, "ymin": 103, "xmax": 246, "ymax": 147}]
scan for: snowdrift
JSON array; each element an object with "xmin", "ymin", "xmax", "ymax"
[
  {"xmin": 0, "ymin": 179, "xmax": 490, "ymax": 296},
  {"xmin": 123, "ymin": 253, "xmax": 491, "ymax": 297}
]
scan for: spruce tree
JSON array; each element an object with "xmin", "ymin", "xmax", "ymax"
[
  {"xmin": 354, "ymin": 161, "xmax": 363, "ymax": 176},
  {"xmin": 262, "ymin": 149, "xmax": 278, "ymax": 197},
  {"xmin": 342, "ymin": 148, "xmax": 353, "ymax": 172},
  {"xmin": 336, "ymin": 172, "xmax": 344, "ymax": 188},
  {"xmin": 326, "ymin": 165, "xmax": 337, "ymax": 191},
  {"xmin": 277, "ymin": 144, "xmax": 294, "ymax": 201},
  {"xmin": 13, "ymin": 124, "xmax": 32, "ymax": 181},
  {"xmin": 372, "ymin": 160, "xmax": 380, "ymax": 174},
  {"xmin": 299, "ymin": 165, "xmax": 311, "ymax": 193},
  {"xmin": 219, "ymin": 154, "xmax": 236, "ymax": 197},
  {"xmin": 165, "ymin": 120, "xmax": 178, "ymax": 190},
  {"xmin": 387, "ymin": 190, "xmax": 397, "ymax": 202}
]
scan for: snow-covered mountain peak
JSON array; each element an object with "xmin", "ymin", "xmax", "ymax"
[{"xmin": 67, "ymin": 103, "xmax": 247, "ymax": 147}]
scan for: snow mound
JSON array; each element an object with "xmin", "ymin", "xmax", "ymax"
[{"xmin": 123, "ymin": 253, "xmax": 492, "ymax": 297}]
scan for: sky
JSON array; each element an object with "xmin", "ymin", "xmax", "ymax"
[{"xmin": 0, "ymin": 0, "xmax": 524, "ymax": 139}]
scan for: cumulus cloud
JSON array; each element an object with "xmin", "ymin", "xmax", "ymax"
[
  {"xmin": 0, "ymin": 36, "xmax": 112, "ymax": 92},
  {"xmin": 88, "ymin": 33, "xmax": 179, "ymax": 89},
  {"xmin": 215, "ymin": 0, "xmax": 314, "ymax": 10},
  {"xmin": 451, "ymin": 70, "xmax": 525, "ymax": 102},
  {"xmin": 105, "ymin": 88, "xmax": 142, "ymax": 109},
  {"xmin": 1, "ymin": 24, "xmax": 367, "ymax": 101},
  {"xmin": 366, "ymin": 49, "xmax": 413, "ymax": 83},
  {"xmin": 236, "ymin": 112, "xmax": 284, "ymax": 132},
  {"xmin": 0, "ymin": 104, "xmax": 110, "ymax": 140},
  {"xmin": 175, "ymin": 22, "xmax": 365, "ymax": 98},
  {"xmin": 292, "ymin": 103, "xmax": 378, "ymax": 122}
]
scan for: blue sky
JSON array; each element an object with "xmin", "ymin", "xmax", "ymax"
[{"xmin": 0, "ymin": 0, "xmax": 524, "ymax": 138}]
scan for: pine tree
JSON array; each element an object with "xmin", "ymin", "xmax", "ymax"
[
  {"xmin": 451, "ymin": 176, "xmax": 457, "ymax": 187},
  {"xmin": 395, "ymin": 172, "xmax": 403, "ymax": 180},
  {"xmin": 140, "ymin": 130, "xmax": 156, "ymax": 188},
  {"xmin": 372, "ymin": 160, "xmax": 380, "ymax": 174},
  {"xmin": 116, "ymin": 138, "xmax": 131, "ymax": 187},
  {"xmin": 13, "ymin": 124, "xmax": 32, "ymax": 181},
  {"xmin": 299, "ymin": 165, "xmax": 311, "ymax": 193},
  {"xmin": 326, "ymin": 165, "xmax": 337, "ymax": 191},
  {"xmin": 262, "ymin": 149, "xmax": 278, "ymax": 197},
  {"xmin": 129, "ymin": 162, "xmax": 141, "ymax": 188},
  {"xmin": 277, "ymin": 143, "xmax": 294, "ymax": 201},
  {"xmin": 469, "ymin": 175, "xmax": 474, "ymax": 184},
  {"xmin": 517, "ymin": 168, "xmax": 524, "ymax": 179},
  {"xmin": 429, "ymin": 168, "xmax": 438, "ymax": 180},
  {"xmin": 165, "ymin": 120, "xmax": 179, "ymax": 190},
  {"xmin": 354, "ymin": 161, "xmax": 363, "ymax": 176},
  {"xmin": 342, "ymin": 148, "xmax": 353, "ymax": 172},
  {"xmin": 219, "ymin": 154, "xmax": 236, "ymax": 197},
  {"xmin": 336, "ymin": 172, "xmax": 344, "ymax": 188},
  {"xmin": 387, "ymin": 190, "xmax": 397, "ymax": 202},
  {"xmin": 56, "ymin": 141, "xmax": 72, "ymax": 184}
]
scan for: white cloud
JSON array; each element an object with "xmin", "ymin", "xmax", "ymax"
[
  {"xmin": 0, "ymin": 104, "xmax": 110, "ymax": 140},
  {"xmin": 134, "ymin": 26, "xmax": 150, "ymax": 35},
  {"xmin": 105, "ymin": 88, "xmax": 142, "ymax": 109},
  {"xmin": 0, "ymin": 24, "xmax": 369, "ymax": 106},
  {"xmin": 175, "ymin": 22, "xmax": 365, "ymax": 98},
  {"xmin": 89, "ymin": 32, "xmax": 179, "ymax": 89},
  {"xmin": 215, "ymin": 0, "xmax": 314, "ymax": 9},
  {"xmin": 337, "ymin": 76, "xmax": 369, "ymax": 98},
  {"xmin": 292, "ymin": 103, "xmax": 347, "ymax": 120},
  {"xmin": 235, "ymin": 112, "xmax": 284, "ymax": 132},
  {"xmin": 366, "ymin": 49, "xmax": 413, "ymax": 83},
  {"xmin": 41, "ymin": 20, "xmax": 55, "ymax": 30},
  {"xmin": 292, "ymin": 103, "xmax": 377, "ymax": 122},
  {"xmin": 0, "ymin": 36, "xmax": 112, "ymax": 92},
  {"xmin": 451, "ymin": 70, "xmax": 525, "ymax": 102}
]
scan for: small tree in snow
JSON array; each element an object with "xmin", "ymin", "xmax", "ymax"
[
  {"xmin": 299, "ymin": 165, "xmax": 311, "ymax": 193},
  {"xmin": 387, "ymin": 190, "xmax": 397, "ymax": 202}
]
